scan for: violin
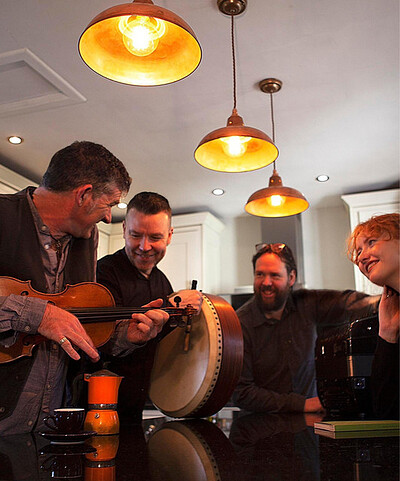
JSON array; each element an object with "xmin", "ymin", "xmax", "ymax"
[{"xmin": 0, "ymin": 276, "xmax": 196, "ymax": 364}]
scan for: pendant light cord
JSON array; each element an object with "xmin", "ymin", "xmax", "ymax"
[
  {"xmin": 231, "ymin": 15, "xmax": 237, "ymax": 110},
  {"xmin": 270, "ymin": 92, "xmax": 276, "ymax": 169}
]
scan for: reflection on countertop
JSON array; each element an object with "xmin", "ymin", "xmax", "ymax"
[{"xmin": 0, "ymin": 408, "xmax": 398, "ymax": 481}]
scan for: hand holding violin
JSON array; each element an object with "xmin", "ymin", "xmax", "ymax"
[
  {"xmin": 169, "ymin": 289, "xmax": 203, "ymax": 315},
  {"xmin": 125, "ymin": 298, "xmax": 169, "ymax": 344},
  {"xmin": 38, "ymin": 303, "xmax": 100, "ymax": 362}
]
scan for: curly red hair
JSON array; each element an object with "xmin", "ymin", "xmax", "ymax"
[{"xmin": 347, "ymin": 213, "xmax": 400, "ymax": 263}]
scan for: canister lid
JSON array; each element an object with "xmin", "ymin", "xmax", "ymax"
[{"xmin": 86, "ymin": 369, "xmax": 120, "ymax": 378}]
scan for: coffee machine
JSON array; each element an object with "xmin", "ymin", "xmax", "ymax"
[{"xmin": 315, "ymin": 315, "xmax": 378, "ymax": 418}]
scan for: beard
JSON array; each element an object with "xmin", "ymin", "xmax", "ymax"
[{"xmin": 255, "ymin": 283, "xmax": 291, "ymax": 313}]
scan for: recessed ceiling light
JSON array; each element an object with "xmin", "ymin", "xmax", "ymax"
[
  {"xmin": 7, "ymin": 136, "xmax": 23, "ymax": 145},
  {"xmin": 212, "ymin": 188, "xmax": 225, "ymax": 196},
  {"xmin": 117, "ymin": 202, "xmax": 127, "ymax": 209},
  {"xmin": 316, "ymin": 174, "xmax": 329, "ymax": 182}
]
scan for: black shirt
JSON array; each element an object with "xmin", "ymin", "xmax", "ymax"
[
  {"xmin": 96, "ymin": 248, "xmax": 173, "ymax": 307},
  {"xmin": 371, "ymin": 336, "xmax": 400, "ymax": 419},
  {"xmin": 96, "ymin": 248, "xmax": 173, "ymax": 421}
]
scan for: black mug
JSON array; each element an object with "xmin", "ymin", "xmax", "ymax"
[{"xmin": 43, "ymin": 408, "xmax": 85, "ymax": 433}]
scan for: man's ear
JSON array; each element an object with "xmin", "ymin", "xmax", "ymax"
[
  {"xmin": 75, "ymin": 184, "xmax": 93, "ymax": 206},
  {"xmin": 288, "ymin": 270, "xmax": 296, "ymax": 287},
  {"xmin": 167, "ymin": 227, "xmax": 173, "ymax": 246}
]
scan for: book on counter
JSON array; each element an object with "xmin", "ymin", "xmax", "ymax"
[
  {"xmin": 314, "ymin": 420, "xmax": 400, "ymax": 438},
  {"xmin": 314, "ymin": 427, "xmax": 400, "ymax": 439}
]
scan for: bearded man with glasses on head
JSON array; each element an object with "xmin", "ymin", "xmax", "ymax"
[{"xmin": 232, "ymin": 243, "xmax": 379, "ymax": 414}]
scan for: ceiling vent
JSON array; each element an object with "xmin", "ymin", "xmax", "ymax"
[{"xmin": 0, "ymin": 48, "xmax": 86, "ymax": 117}]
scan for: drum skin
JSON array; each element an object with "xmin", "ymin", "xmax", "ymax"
[{"xmin": 149, "ymin": 294, "xmax": 243, "ymax": 418}]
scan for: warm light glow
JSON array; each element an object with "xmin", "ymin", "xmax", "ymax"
[
  {"xmin": 78, "ymin": 2, "xmax": 201, "ymax": 86},
  {"xmin": 118, "ymin": 15, "xmax": 166, "ymax": 57},
  {"xmin": 220, "ymin": 136, "xmax": 251, "ymax": 158},
  {"xmin": 269, "ymin": 195, "xmax": 284, "ymax": 207}
]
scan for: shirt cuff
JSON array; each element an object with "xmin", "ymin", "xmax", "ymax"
[
  {"xmin": 0, "ymin": 294, "xmax": 47, "ymax": 334},
  {"xmin": 104, "ymin": 320, "xmax": 146, "ymax": 356},
  {"xmin": 290, "ymin": 393, "xmax": 307, "ymax": 412}
]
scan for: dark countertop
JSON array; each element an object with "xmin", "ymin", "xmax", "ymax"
[{"xmin": 0, "ymin": 408, "xmax": 398, "ymax": 481}]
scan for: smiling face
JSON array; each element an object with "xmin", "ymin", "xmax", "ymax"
[
  {"xmin": 123, "ymin": 208, "xmax": 173, "ymax": 276},
  {"xmin": 355, "ymin": 234, "xmax": 400, "ymax": 290},
  {"xmin": 254, "ymin": 253, "xmax": 296, "ymax": 314}
]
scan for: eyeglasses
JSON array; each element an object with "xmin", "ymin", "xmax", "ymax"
[{"xmin": 255, "ymin": 243, "xmax": 287, "ymax": 253}]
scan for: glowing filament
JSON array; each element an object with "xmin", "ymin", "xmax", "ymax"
[
  {"xmin": 118, "ymin": 16, "xmax": 166, "ymax": 57},
  {"xmin": 220, "ymin": 136, "xmax": 252, "ymax": 158},
  {"xmin": 269, "ymin": 195, "xmax": 284, "ymax": 207}
]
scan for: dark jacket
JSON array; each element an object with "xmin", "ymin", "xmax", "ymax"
[{"xmin": 0, "ymin": 187, "xmax": 96, "ymax": 420}]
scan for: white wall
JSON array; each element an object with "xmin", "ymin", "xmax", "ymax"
[
  {"xmin": 219, "ymin": 215, "xmax": 262, "ymax": 294},
  {"xmin": 298, "ymin": 205, "xmax": 355, "ymax": 290}
]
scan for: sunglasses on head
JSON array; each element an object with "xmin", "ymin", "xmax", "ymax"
[{"xmin": 255, "ymin": 243, "xmax": 287, "ymax": 253}]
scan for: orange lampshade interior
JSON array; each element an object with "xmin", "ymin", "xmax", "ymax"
[
  {"xmin": 79, "ymin": 4, "xmax": 201, "ymax": 86},
  {"xmin": 245, "ymin": 186, "xmax": 309, "ymax": 217},
  {"xmin": 195, "ymin": 126, "xmax": 278, "ymax": 173}
]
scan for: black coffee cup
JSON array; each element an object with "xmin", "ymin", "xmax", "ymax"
[{"xmin": 43, "ymin": 408, "xmax": 85, "ymax": 433}]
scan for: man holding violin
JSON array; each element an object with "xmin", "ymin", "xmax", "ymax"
[
  {"xmin": 96, "ymin": 191, "xmax": 203, "ymax": 421},
  {"xmin": 0, "ymin": 141, "xmax": 169, "ymax": 435}
]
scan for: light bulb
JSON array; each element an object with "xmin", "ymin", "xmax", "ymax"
[
  {"xmin": 269, "ymin": 195, "xmax": 285, "ymax": 207},
  {"xmin": 118, "ymin": 15, "xmax": 166, "ymax": 57},
  {"xmin": 220, "ymin": 136, "xmax": 251, "ymax": 158}
]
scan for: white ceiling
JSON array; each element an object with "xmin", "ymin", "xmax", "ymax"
[{"xmin": 0, "ymin": 0, "xmax": 398, "ymax": 223}]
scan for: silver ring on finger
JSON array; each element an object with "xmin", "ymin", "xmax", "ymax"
[{"xmin": 59, "ymin": 336, "xmax": 68, "ymax": 346}]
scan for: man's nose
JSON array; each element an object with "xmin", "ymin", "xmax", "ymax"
[
  {"xmin": 139, "ymin": 236, "xmax": 151, "ymax": 251},
  {"xmin": 102, "ymin": 209, "xmax": 112, "ymax": 224},
  {"xmin": 262, "ymin": 276, "xmax": 272, "ymax": 286}
]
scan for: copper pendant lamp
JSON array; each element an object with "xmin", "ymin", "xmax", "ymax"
[
  {"xmin": 194, "ymin": 0, "xmax": 278, "ymax": 173},
  {"xmin": 245, "ymin": 79, "xmax": 309, "ymax": 217},
  {"xmin": 78, "ymin": 0, "xmax": 202, "ymax": 86}
]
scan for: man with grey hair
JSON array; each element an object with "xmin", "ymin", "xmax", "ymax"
[{"xmin": 0, "ymin": 142, "xmax": 169, "ymax": 434}]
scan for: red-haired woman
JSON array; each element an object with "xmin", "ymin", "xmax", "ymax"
[{"xmin": 348, "ymin": 213, "xmax": 399, "ymax": 419}]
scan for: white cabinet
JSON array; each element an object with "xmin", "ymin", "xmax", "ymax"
[
  {"xmin": 99, "ymin": 211, "xmax": 225, "ymax": 294},
  {"xmin": 162, "ymin": 212, "xmax": 225, "ymax": 293},
  {"xmin": 341, "ymin": 188, "xmax": 400, "ymax": 295}
]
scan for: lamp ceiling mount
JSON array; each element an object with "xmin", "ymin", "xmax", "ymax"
[
  {"xmin": 217, "ymin": 0, "xmax": 247, "ymax": 16},
  {"xmin": 259, "ymin": 78, "xmax": 282, "ymax": 94}
]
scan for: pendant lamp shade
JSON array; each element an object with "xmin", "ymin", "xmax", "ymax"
[
  {"xmin": 79, "ymin": 0, "xmax": 202, "ymax": 86},
  {"xmin": 245, "ymin": 169, "xmax": 309, "ymax": 217},
  {"xmin": 195, "ymin": 109, "xmax": 278, "ymax": 172},
  {"xmin": 245, "ymin": 78, "xmax": 309, "ymax": 217},
  {"xmin": 194, "ymin": 1, "xmax": 277, "ymax": 173}
]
